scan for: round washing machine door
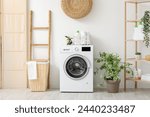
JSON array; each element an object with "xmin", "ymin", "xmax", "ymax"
[{"xmin": 64, "ymin": 54, "xmax": 90, "ymax": 80}]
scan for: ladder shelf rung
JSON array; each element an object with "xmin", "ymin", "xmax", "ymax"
[
  {"xmin": 126, "ymin": 20, "xmax": 140, "ymax": 23},
  {"xmin": 32, "ymin": 44, "xmax": 49, "ymax": 46},
  {"xmin": 31, "ymin": 59, "xmax": 49, "ymax": 62},
  {"xmin": 32, "ymin": 27, "xmax": 49, "ymax": 30},
  {"xmin": 126, "ymin": 39, "xmax": 143, "ymax": 42},
  {"xmin": 125, "ymin": 0, "xmax": 150, "ymax": 4},
  {"xmin": 126, "ymin": 77, "xmax": 141, "ymax": 81}
]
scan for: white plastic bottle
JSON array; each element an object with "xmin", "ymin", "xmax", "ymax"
[
  {"xmin": 86, "ymin": 33, "xmax": 91, "ymax": 45},
  {"xmin": 80, "ymin": 31, "xmax": 87, "ymax": 45},
  {"xmin": 74, "ymin": 30, "xmax": 81, "ymax": 45}
]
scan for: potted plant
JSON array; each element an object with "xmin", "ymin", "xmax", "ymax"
[
  {"xmin": 141, "ymin": 11, "xmax": 150, "ymax": 48},
  {"xmin": 135, "ymin": 52, "xmax": 142, "ymax": 60},
  {"xmin": 65, "ymin": 36, "xmax": 73, "ymax": 45},
  {"xmin": 95, "ymin": 52, "xmax": 133, "ymax": 93}
]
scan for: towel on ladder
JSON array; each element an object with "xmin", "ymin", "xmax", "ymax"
[{"xmin": 27, "ymin": 61, "xmax": 37, "ymax": 80}]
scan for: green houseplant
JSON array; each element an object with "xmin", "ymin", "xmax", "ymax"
[
  {"xmin": 95, "ymin": 52, "xmax": 132, "ymax": 93},
  {"xmin": 141, "ymin": 11, "xmax": 150, "ymax": 48}
]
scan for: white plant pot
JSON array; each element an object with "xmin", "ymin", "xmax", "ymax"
[
  {"xmin": 135, "ymin": 55, "xmax": 142, "ymax": 60},
  {"xmin": 133, "ymin": 25, "xmax": 144, "ymax": 41}
]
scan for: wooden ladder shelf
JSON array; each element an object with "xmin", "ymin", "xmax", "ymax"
[
  {"xmin": 124, "ymin": 0, "xmax": 150, "ymax": 91},
  {"xmin": 29, "ymin": 10, "xmax": 51, "ymax": 62},
  {"xmin": 29, "ymin": 10, "xmax": 51, "ymax": 89}
]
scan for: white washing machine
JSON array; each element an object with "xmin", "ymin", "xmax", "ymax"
[{"xmin": 60, "ymin": 45, "xmax": 93, "ymax": 92}]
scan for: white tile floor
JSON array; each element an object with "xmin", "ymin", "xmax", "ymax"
[{"xmin": 0, "ymin": 89, "xmax": 150, "ymax": 100}]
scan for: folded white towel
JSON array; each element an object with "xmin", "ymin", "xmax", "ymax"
[{"xmin": 27, "ymin": 61, "xmax": 37, "ymax": 80}]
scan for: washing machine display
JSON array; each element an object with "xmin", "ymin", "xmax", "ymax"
[{"xmin": 65, "ymin": 56, "xmax": 88, "ymax": 79}]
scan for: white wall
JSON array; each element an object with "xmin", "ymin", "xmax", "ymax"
[{"xmin": 29, "ymin": 0, "xmax": 150, "ymax": 89}]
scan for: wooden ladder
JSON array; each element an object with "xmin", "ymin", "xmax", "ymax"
[
  {"xmin": 29, "ymin": 10, "xmax": 51, "ymax": 88},
  {"xmin": 29, "ymin": 10, "xmax": 51, "ymax": 62}
]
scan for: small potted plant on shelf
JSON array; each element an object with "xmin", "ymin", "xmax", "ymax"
[
  {"xmin": 95, "ymin": 52, "xmax": 133, "ymax": 93},
  {"xmin": 135, "ymin": 52, "xmax": 142, "ymax": 60}
]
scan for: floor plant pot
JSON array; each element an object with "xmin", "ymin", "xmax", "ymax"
[{"xmin": 106, "ymin": 80, "xmax": 120, "ymax": 93}]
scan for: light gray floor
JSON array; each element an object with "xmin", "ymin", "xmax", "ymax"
[{"xmin": 0, "ymin": 89, "xmax": 150, "ymax": 100}]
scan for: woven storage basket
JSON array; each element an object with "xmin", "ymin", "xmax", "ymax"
[
  {"xmin": 29, "ymin": 63, "xmax": 49, "ymax": 92},
  {"xmin": 145, "ymin": 55, "xmax": 150, "ymax": 61},
  {"xmin": 61, "ymin": 0, "xmax": 93, "ymax": 19}
]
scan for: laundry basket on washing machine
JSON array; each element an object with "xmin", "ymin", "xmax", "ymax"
[{"xmin": 28, "ymin": 62, "xmax": 49, "ymax": 92}]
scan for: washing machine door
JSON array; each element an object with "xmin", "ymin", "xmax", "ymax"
[{"xmin": 64, "ymin": 54, "xmax": 90, "ymax": 80}]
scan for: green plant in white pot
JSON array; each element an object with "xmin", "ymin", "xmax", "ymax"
[
  {"xmin": 65, "ymin": 36, "xmax": 73, "ymax": 45},
  {"xmin": 135, "ymin": 52, "xmax": 142, "ymax": 60},
  {"xmin": 95, "ymin": 52, "xmax": 133, "ymax": 93}
]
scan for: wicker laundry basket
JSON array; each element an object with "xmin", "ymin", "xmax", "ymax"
[{"xmin": 29, "ymin": 62, "xmax": 49, "ymax": 92}]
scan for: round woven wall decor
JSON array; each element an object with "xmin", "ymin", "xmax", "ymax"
[{"xmin": 61, "ymin": 0, "xmax": 93, "ymax": 19}]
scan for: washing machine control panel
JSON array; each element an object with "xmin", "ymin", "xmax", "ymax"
[
  {"xmin": 61, "ymin": 46, "xmax": 92, "ymax": 53},
  {"xmin": 74, "ymin": 47, "xmax": 79, "ymax": 52},
  {"xmin": 74, "ymin": 47, "xmax": 91, "ymax": 52}
]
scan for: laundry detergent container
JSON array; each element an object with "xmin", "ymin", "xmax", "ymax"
[{"xmin": 28, "ymin": 62, "xmax": 49, "ymax": 92}]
